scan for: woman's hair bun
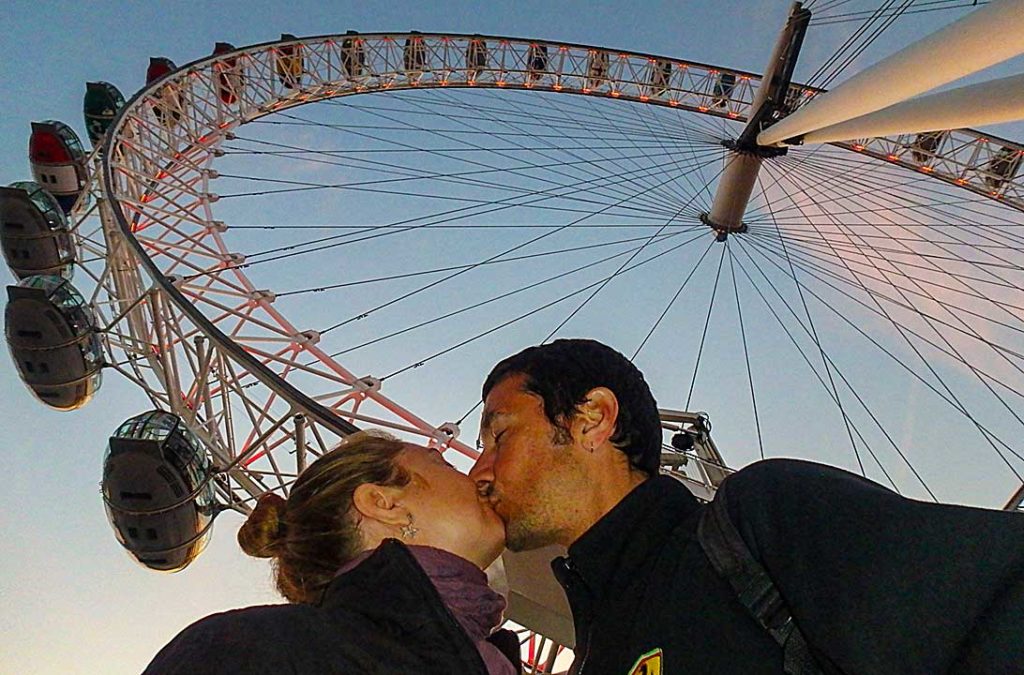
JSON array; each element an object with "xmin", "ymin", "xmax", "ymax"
[{"xmin": 238, "ymin": 492, "xmax": 288, "ymax": 558}]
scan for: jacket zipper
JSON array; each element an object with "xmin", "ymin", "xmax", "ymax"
[
  {"xmin": 575, "ymin": 624, "xmax": 595, "ymax": 675},
  {"xmin": 558, "ymin": 557, "xmax": 594, "ymax": 675}
]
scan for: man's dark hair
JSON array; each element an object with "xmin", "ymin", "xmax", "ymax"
[{"xmin": 482, "ymin": 339, "xmax": 661, "ymax": 475}]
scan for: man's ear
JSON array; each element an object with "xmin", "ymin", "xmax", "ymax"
[
  {"xmin": 352, "ymin": 483, "xmax": 408, "ymax": 527},
  {"xmin": 575, "ymin": 386, "xmax": 619, "ymax": 450}
]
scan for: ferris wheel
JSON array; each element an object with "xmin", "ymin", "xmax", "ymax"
[{"xmin": 4, "ymin": 0, "xmax": 1024, "ymax": 670}]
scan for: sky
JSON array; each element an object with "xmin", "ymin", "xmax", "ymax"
[{"xmin": 3, "ymin": 1, "xmax": 1023, "ymax": 673}]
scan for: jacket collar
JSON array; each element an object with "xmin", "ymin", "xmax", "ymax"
[
  {"xmin": 320, "ymin": 539, "xmax": 477, "ymax": 647},
  {"xmin": 557, "ymin": 475, "xmax": 700, "ymax": 603}
]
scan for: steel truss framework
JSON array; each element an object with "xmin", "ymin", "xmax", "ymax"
[{"xmin": 49, "ymin": 31, "xmax": 1021, "ymax": 670}]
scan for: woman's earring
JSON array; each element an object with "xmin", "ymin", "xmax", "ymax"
[{"xmin": 400, "ymin": 513, "xmax": 419, "ymax": 540}]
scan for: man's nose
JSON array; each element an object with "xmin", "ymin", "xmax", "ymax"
[{"xmin": 469, "ymin": 448, "xmax": 494, "ymax": 489}]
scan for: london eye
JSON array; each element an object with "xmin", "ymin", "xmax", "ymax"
[{"xmin": 3, "ymin": 1, "xmax": 1024, "ymax": 671}]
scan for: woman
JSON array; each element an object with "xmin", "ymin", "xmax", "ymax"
[{"xmin": 144, "ymin": 432, "xmax": 518, "ymax": 674}]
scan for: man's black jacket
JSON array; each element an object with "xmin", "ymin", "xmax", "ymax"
[
  {"xmin": 553, "ymin": 459, "xmax": 1024, "ymax": 674},
  {"xmin": 144, "ymin": 539, "xmax": 522, "ymax": 674}
]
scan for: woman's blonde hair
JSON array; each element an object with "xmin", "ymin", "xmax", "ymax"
[{"xmin": 237, "ymin": 431, "xmax": 410, "ymax": 604}]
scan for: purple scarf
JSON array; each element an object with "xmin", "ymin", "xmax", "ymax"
[{"xmin": 338, "ymin": 545, "xmax": 516, "ymax": 674}]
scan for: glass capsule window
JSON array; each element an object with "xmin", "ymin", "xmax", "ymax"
[
  {"xmin": 42, "ymin": 120, "xmax": 86, "ymax": 159},
  {"xmin": 108, "ymin": 410, "xmax": 215, "ymax": 507}
]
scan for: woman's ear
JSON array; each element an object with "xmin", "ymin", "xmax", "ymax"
[
  {"xmin": 352, "ymin": 482, "xmax": 408, "ymax": 526},
  {"xmin": 575, "ymin": 386, "xmax": 619, "ymax": 450}
]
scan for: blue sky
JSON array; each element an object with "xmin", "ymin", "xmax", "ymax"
[{"xmin": 3, "ymin": 1, "xmax": 1023, "ymax": 672}]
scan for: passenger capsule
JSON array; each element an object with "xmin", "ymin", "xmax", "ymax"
[
  {"xmin": 212, "ymin": 42, "xmax": 244, "ymax": 105},
  {"xmin": 83, "ymin": 82, "xmax": 125, "ymax": 146},
  {"xmin": 404, "ymin": 32, "xmax": 428, "ymax": 77},
  {"xmin": 147, "ymin": 57, "xmax": 183, "ymax": 128},
  {"xmin": 276, "ymin": 34, "xmax": 304, "ymax": 89},
  {"xmin": 910, "ymin": 130, "xmax": 946, "ymax": 164},
  {"xmin": 0, "ymin": 181, "xmax": 75, "ymax": 279},
  {"xmin": 466, "ymin": 36, "xmax": 488, "ymax": 79},
  {"xmin": 984, "ymin": 146, "xmax": 1022, "ymax": 192},
  {"xmin": 586, "ymin": 50, "xmax": 609, "ymax": 90},
  {"xmin": 341, "ymin": 30, "xmax": 366, "ymax": 78},
  {"xmin": 28, "ymin": 121, "xmax": 87, "ymax": 214},
  {"xmin": 649, "ymin": 59, "xmax": 672, "ymax": 97},
  {"xmin": 102, "ymin": 410, "xmax": 217, "ymax": 572},
  {"xmin": 5, "ymin": 274, "xmax": 102, "ymax": 410},
  {"xmin": 527, "ymin": 44, "xmax": 548, "ymax": 82},
  {"xmin": 713, "ymin": 72, "xmax": 737, "ymax": 108}
]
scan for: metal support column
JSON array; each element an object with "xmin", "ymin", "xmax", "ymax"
[{"xmin": 701, "ymin": 2, "xmax": 810, "ymax": 238}]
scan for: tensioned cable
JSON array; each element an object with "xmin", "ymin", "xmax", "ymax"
[
  {"xmin": 756, "ymin": 164, "xmax": 867, "ymax": 475},
  {"xmin": 316, "ymin": 149, "xmax": 725, "ymax": 336},
  {"xmin": 791, "ymin": 153, "xmax": 1024, "ymax": 398},
  {"xmin": 765, "ymin": 165, "xmax": 1024, "ymax": 313},
  {"xmin": 218, "ymin": 145, "xmax": 696, "ymax": 219},
  {"xmin": 837, "ymin": 218, "xmax": 1024, "ymax": 436},
  {"xmin": 231, "ymin": 222, "xmax": 687, "ymax": 230},
  {"xmin": 726, "ymin": 239, "xmax": 766, "ymax": 460},
  {"xmin": 809, "ymin": 0, "xmax": 857, "ymax": 13},
  {"xmin": 244, "ymin": 120, "xmax": 706, "ymax": 148},
  {"xmin": 736, "ymin": 234, "xmax": 940, "ymax": 493},
  {"xmin": 754, "ymin": 228, "xmax": 1024, "ymax": 305},
  {"xmin": 249, "ymin": 116, "xmax": 696, "ymax": 211},
  {"xmin": 537, "ymin": 154, "xmax": 731, "ymax": 342},
  {"xmin": 748, "ymin": 225, "xmax": 1024, "ymax": 367},
  {"xmin": 806, "ymin": 0, "xmax": 916, "ymax": 91},
  {"xmin": 739, "ymin": 230, "xmax": 1024, "ymax": 477},
  {"xmin": 805, "ymin": 0, "xmax": 897, "ymax": 88},
  {"xmin": 402, "ymin": 146, "xmax": 727, "ymax": 409},
  {"xmin": 405, "ymin": 86, "xmax": 721, "ymax": 148},
  {"xmin": 763, "ymin": 149, "xmax": 1019, "ymax": 221},
  {"xmin": 742, "ymin": 230, "xmax": 1024, "ymax": 385},
  {"xmin": 632, "ymin": 239, "xmax": 717, "ymax": 360},
  {"xmin": 685, "ymin": 243, "xmax": 728, "ymax": 411},
  {"xmin": 765, "ymin": 151, "xmax": 1024, "ymax": 322},
  {"xmin": 618, "ymin": 92, "xmax": 720, "ymax": 213},
  {"xmin": 418, "ymin": 87, "xmax": 694, "ymax": 213},
  {"xmin": 469, "ymin": 84, "xmax": 728, "ymax": 144},
  {"xmin": 274, "ymin": 230, "xmax": 682, "ymax": 298},
  {"xmin": 190, "ymin": 145, "xmax": 723, "ymax": 278},
  {"xmin": 256, "ymin": 87, "xmax": 712, "ymax": 143},
  {"xmin": 329, "ymin": 93, "xmax": 702, "ymax": 211},
  {"xmin": 477, "ymin": 87, "xmax": 700, "ymax": 208},
  {"xmin": 767, "ymin": 147, "xmax": 1024, "ymax": 236},
  {"xmin": 351, "ymin": 85, "xmax": 722, "ymax": 144},
  {"xmin": 222, "ymin": 134, "xmax": 698, "ymax": 225},
  {"xmin": 440, "ymin": 86, "xmax": 706, "ymax": 211},
  {"xmin": 244, "ymin": 97, "xmax": 720, "ymax": 213},
  {"xmin": 290, "ymin": 93, "xmax": 720, "ymax": 169},
  {"xmin": 228, "ymin": 118, "xmax": 711, "ymax": 218},
  {"xmin": 380, "ymin": 226, "xmax": 715, "ymax": 381},
  {"xmin": 757, "ymin": 161, "xmax": 1024, "ymax": 473},
  {"xmin": 818, "ymin": 0, "xmax": 918, "ymax": 90},
  {"xmin": 731, "ymin": 236, "xmax": 913, "ymax": 494},
  {"xmin": 812, "ymin": 0, "xmax": 988, "ymax": 25},
  {"xmin": 327, "ymin": 228, "xmax": 706, "ymax": 360}
]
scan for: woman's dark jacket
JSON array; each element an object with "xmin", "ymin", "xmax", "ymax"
[
  {"xmin": 555, "ymin": 459, "xmax": 1024, "ymax": 674},
  {"xmin": 144, "ymin": 539, "xmax": 522, "ymax": 674}
]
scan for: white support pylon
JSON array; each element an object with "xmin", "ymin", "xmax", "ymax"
[
  {"xmin": 758, "ymin": 0, "xmax": 1024, "ymax": 146},
  {"xmin": 798, "ymin": 72, "xmax": 1024, "ymax": 144}
]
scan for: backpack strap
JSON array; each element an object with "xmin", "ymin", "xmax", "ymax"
[{"xmin": 698, "ymin": 486, "xmax": 824, "ymax": 675}]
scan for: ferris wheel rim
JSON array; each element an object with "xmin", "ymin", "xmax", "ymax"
[{"xmin": 94, "ymin": 30, "xmax": 1024, "ymax": 499}]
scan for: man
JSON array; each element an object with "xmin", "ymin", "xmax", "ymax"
[{"xmin": 470, "ymin": 338, "xmax": 1024, "ymax": 674}]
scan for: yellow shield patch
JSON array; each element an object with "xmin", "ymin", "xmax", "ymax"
[{"xmin": 627, "ymin": 648, "xmax": 663, "ymax": 675}]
